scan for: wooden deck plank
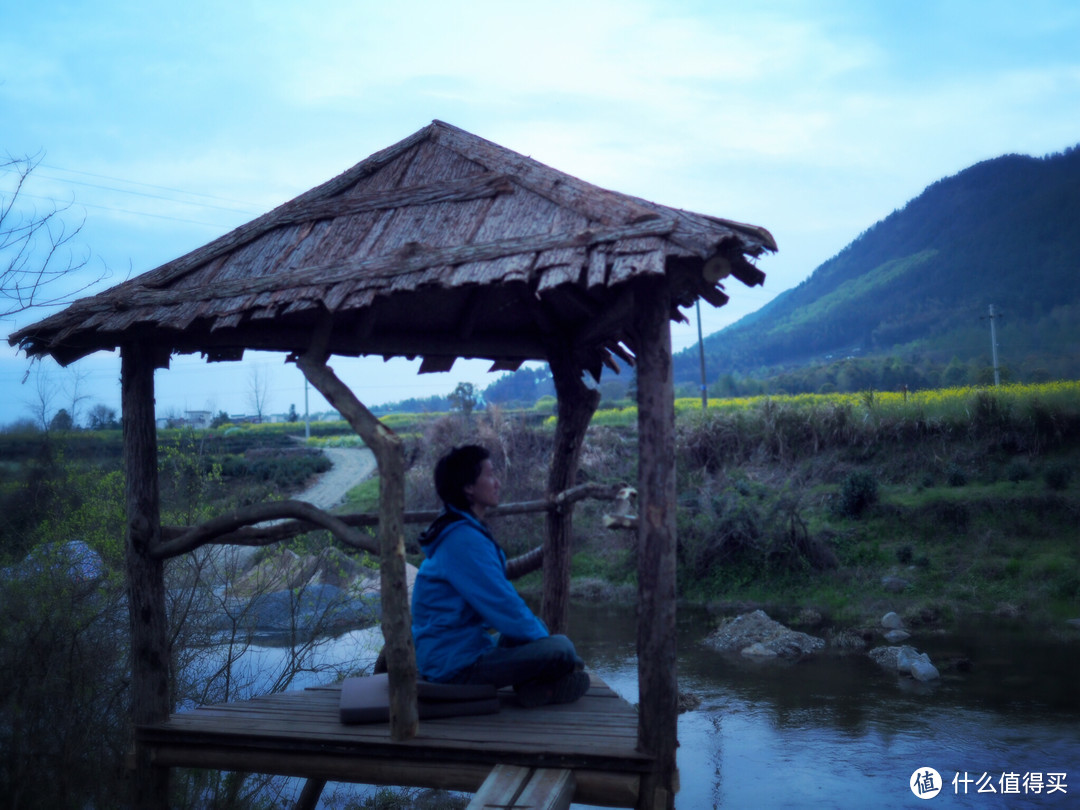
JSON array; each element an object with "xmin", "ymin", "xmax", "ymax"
[{"xmin": 138, "ymin": 673, "xmax": 648, "ymax": 807}]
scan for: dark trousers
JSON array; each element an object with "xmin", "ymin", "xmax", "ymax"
[{"xmin": 449, "ymin": 634, "xmax": 583, "ymax": 688}]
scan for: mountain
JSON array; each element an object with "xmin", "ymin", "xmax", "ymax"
[
  {"xmin": 673, "ymin": 145, "xmax": 1080, "ymax": 392},
  {"xmin": 473, "ymin": 146, "xmax": 1080, "ymax": 408}
]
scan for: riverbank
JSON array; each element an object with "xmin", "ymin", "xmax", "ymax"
[{"xmin": 504, "ymin": 391, "xmax": 1080, "ymax": 641}]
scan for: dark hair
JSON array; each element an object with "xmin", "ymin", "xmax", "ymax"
[{"xmin": 434, "ymin": 445, "xmax": 490, "ymax": 509}]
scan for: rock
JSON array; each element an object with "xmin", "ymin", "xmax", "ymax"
[
  {"xmin": 233, "ymin": 547, "xmax": 380, "ymax": 597},
  {"xmin": 870, "ymin": 644, "xmax": 940, "ymax": 682},
  {"xmin": 741, "ymin": 642, "xmax": 778, "ymax": 658},
  {"xmin": 883, "ymin": 629, "xmax": 911, "ymax": 643},
  {"xmin": 881, "ymin": 576, "xmax": 909, "ymax": 593},
  {"xmin": 677, "ymin": 691, "xmax": 702, "ymax": 713},
  {"xmin": 204, "ymin": 548, "xmax": 409, "ymax": 641},
  {"xmin": 828, "ymin": 629, "xmax": 869, "ymax": 650},
  {"xmin": 994, "ymin": 602, "xmax": 1022, "ymax": 619},
  {"xmin": 1067, "ymin": 618, "xmax": 1080, "ymax": 630},
  {"xmin": 215, "ymin": 583, "xmax": 380, "ymax": 640},
  {"xmin": 868, "ymin": 646, "xmax": 900, "ymax": 671},
  {"xmin": 881, "ymin": 611, "xmax": 904, "ymax": 629},
  {"xmin": 703, "ymin": 610, "xmax": 825, "ymax": 659},
  {"xmin": 6, "ymin": 540, "xmax": 106, "ymax": 583}
]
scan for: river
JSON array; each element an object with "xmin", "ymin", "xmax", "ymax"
[
  {"xmin": 244, "ymin": 604, "xmax": 1079, "ymax": 808},
  {"xmin": 568, "ymin": 603, "xmax": 1079, "ymax": 809}
]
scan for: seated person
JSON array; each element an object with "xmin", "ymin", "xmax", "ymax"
[{"xmin": 411, "ymin": 444, "xmax": 589, "ymax": 707}]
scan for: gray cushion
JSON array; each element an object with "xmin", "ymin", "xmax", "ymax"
[{"xmin": 339, "ymin": 674, "xmax": 500, "ymax": 724}]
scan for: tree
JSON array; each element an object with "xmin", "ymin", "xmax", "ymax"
[
  {"xmin": 87, "ymin": 403, "xmax": 119, "ymax": 430},
  {"xmin": 247, "ymin": 364, "xmax": 273, "ymax": 423},
  {"xmin": 1, "ymin": 153, "xmax": 100, "ymax": 316},
  {"xmin": 448, "ymin": 381, "xmax": 478, "ymax": 420},
  {"xmin": 287, "ymin": 403, "xmax": 298, "ymax": 423},
  {"xmin": 49, "ymin": 408, "xmax": 73, "ymax": 432}
]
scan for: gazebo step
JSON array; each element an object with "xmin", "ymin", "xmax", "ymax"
[{"xmin": 468, "ymin": 764, "xmax": 575, "ymax": 810}]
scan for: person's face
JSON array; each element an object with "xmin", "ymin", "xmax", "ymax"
[{"xmin": 464, "ymin": 459, "xmax": 500, "ymax": 513}]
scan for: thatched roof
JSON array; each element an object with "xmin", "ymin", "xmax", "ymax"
[{"xmin": 10, "ymin": 121, "xmax": 774, "ymax": 377}]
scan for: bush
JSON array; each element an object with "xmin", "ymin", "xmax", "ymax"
[
  {"xmin": 947, "ymin": 464, "xmax": 968, "ymax": 487},
  {"xmin": 1006, "ymin": 459, "xmax": 1033, "ymax": 483},
  {"xmin": 677, "ymin": 489, "xmax": 763, "ymax": 575},
  {"xmin": 0, "ymin": 556, "xmax": 129, "ymax": 809},
  {"xmin": 834, "ymin": 472, "xmax": 879, "ymax": 518}
]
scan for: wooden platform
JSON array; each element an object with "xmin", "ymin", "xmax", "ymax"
[{"xmin": 137, "ymin": 674, "xmax": 651, "ymax": 808}]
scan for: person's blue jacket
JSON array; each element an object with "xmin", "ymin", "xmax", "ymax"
[{"xmin": 411, "ymin": 505, "xmax": 548, "ymax": 682}]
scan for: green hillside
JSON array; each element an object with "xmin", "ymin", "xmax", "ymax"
[{"xmin": 674, "ymin": 145, "xmax": 1080, "ymax": 392}]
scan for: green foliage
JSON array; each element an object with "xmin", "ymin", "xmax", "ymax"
[
  {"xmin": 448, "ymin": 381, "xmax": 478, "ymax": 417},
  {"xmin": 673, "ymin": 147, "xmax": 1080, "ymax": 389},
  {"xmin": 218, "ymin": 448, "xmax": 331, "ymax": 489},
  {"xmin": 339, "ymin": 476, "xmax": 381, "ymax": 514},
  {"xmin": 0, "ymin": 555, "xmax": 129, "ymax": 809},
  {"xmin": 834, "ymin": 472, "xmax": 879, "ymax": 518}
]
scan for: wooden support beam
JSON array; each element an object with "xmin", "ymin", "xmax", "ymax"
[
  {"xmin": 121, "ymin": 342, "xmax": 170, "ymax": 810},
  {"xmin": 294, "ymin": 778, "xmax": 326, "ymax": 810},
  {"xmin": 632, "ymin": 277, "xmax": 678, "ymax": 810},
  {"xmin": 148, "ymin": 746, "xmax": 640, "ymax": 807},
  {"xmin": 297, "ymin": 321, "xmax": 418, "ymax": 742},
  {"xmin": 542, "ymin": 345, "xmax": 600, "ymax": 634}
]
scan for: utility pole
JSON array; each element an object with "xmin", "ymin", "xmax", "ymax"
[
  {"xmin": 304, "ymin": 377, "xmax": 311, "ymax": 439},
  {"xmin": 987, "ymin": 304, "xmax": 1001, "ymax": 386},
  {"xmin": 696, "ymin": 299, "xmax": 708, "ymax": 410}
]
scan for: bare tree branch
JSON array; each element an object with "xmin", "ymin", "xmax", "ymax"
[{"xmin": 1, "ymin": 153, "xmax": 104, "ymax": 316}]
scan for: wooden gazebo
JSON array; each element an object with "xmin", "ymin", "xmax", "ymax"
[{"xmin": 10, "ymin": 121, "xmax": 773, "ymax": 809}]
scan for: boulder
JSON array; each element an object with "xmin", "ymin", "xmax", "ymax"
[
  {"xmin": 881, "ymin": 576, "xmax": 909, "ymax": 593},
  {"xmin": 869, "ymin": 644, "xmax": 940, "ymax": 682},
  {"xmin": 5, "ymin": 540, "xmax": 106, "ymax": 583},
  {"xmin": 703, "ymin": 609, "xmax": 825, "ymax": 659},
  {"xmin": 881, "ymin": 611, "xmax": 904, "ymax": 629}
]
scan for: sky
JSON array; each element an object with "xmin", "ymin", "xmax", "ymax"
[{"xmin": 2, "ymin": 0, "xmax": 1078, "ymax": 427}]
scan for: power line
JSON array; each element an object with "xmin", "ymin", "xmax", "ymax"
[
  {"xmin": 35, "ymin": 162, "xmax": 261, "ymax": 210},
  {"xmin": 16, "ymin": 190, "xmax": 244, "ymax": 229},
  {"xmin": 1, "ymin": 160, "xmax": 264, "ymax": 227},
  {"xmin": 31, "ymin": 171, "xmax": 260, "ymax": 216}
]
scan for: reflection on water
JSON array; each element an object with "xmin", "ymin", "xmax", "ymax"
[{"xmin": 567, "ymin": 604, "xmax": 1080, "ymax": 809}]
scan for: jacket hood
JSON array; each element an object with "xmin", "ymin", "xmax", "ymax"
[{"xmin": 417, "ymin": 505, "xmax": 496, "ymax": 557}]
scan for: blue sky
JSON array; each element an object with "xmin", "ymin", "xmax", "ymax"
[{"xmin": 2, "ymin": 0, "xmax": 1078, "ymax": 426}]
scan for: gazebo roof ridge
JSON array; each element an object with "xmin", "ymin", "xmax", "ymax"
[{"xmin": 10, "ymin": 121, "xmax": 775, "ymax": 376}]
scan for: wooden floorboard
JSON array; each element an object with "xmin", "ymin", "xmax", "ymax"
[{"xmin": 138, "ymin": 673, "xmax": 650, "ymax": 807}]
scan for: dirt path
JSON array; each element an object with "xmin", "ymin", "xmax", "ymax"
[{"xmin": 293, "ymin": 446, "xmax": 377, "ymax": 510}]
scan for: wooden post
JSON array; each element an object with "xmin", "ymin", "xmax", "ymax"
[
  {"xmin": 121, "ymin": 343, "xmax": 170, "ymax": 810},
  {"xmin": 633, "ymin": 279, "xmax": 678, "ymax": 810},
  {"xmin": 542, "ymin": 347, "xmax": 600, "ymax": 633},
  {"xmin": 297, "ymin": 345, "xmax": 419, "ymax": 741}
]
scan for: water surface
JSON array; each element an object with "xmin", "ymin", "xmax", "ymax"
[{"xmin": 568, "ymin": 604, "xmax": 1080, "ymax": 809}]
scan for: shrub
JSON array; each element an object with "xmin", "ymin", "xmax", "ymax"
[
  {"xmin": 677, "ymin": 489, "xmax": 763, "ymax": 576},
  {"xmin": 0, "ymin": 555, "xmax": 129, "ymax": 809},
  {"xmin": 1006, "ymin": 459, "xmax": 1033, "ymax": 483},
  {"xmin": 834, "ymin": 471, "xmax": 879, "ymax": 518},
  {"xmin": 947, "ymin": 464, "xmax": 968, "ymax": 487}
]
